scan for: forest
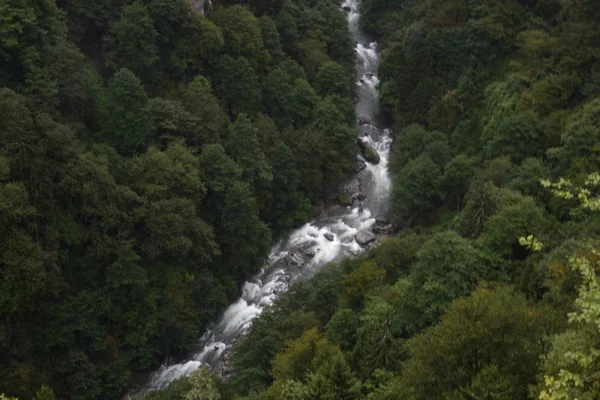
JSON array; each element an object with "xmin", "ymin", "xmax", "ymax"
[
  {"xmin": 140, "ymin": 0, "xmax": 599, "ymax": 399},
  {"xmin": 0, "ymin": 0, "xmax": 358, "ymax": 398},
  {"xmin": 3, "ymin": 0, "xmax": 600, "ymax": 399}
]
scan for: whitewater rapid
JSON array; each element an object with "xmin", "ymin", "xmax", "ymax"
[{"xmin": 141, "ymin": 0, "xmax": 391, "ymax": 391}]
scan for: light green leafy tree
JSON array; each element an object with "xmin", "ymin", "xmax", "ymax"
[
  {"xmin": 535, "ymin": 172, "xmax": 600, "ymax": 399},
  {"xmin": 185, "ymin": 366, "xmax": 221, "ymax": 400}
]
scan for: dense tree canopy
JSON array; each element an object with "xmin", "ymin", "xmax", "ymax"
[
  {"xmin": 0, "ymin": 0, "xmax": 358, "ymax": 398},
  {"xmin": 202, "ymin": 1, "xmax": 600, "ymax": 400},
  {"xmin": 4, "ymin": 0, "xmax": 600, "ymax": 399}
]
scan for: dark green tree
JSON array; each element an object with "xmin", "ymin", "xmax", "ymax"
[
  {"xmin": 392, "ymin": 154, "xmax": 442, "ymax": 223},
  {"xmin": 219, "ymin": 181, "xmax": 271, "ymax": 278},
  {"xmin": 225, "ymin": 114, "xmax": 272, "ymax": 189},
  {"xmin": 182, "ymin": 75, "xmax": 228, "ymax": 145},
  {"xmin": 211, "ymin": 5, "xmax": 264, "ymax": 65},
  {"xmin": 259, "ymin": 16, "xmax": 284, "ymax": 63},
  {"xmin": 170, "ymin": 15, "xmax": 224, "ymax": 78},
  {"xmin": 441, "ymin": 154, "xmax": 474, "ymax": 211},
  {"xmin": 97, "ymin": 68, "xmax": 154, "ymax": 155},
  {"xmin": 105, "ymin": 1, "xmax": 158, "ymax": 79},
  {"xmin": 263, "ymin": 68, "xmax": 297, "ymax": 127},
  {"xmin": 213, "ymin": 55, "xmax": 262, "ymax": 116},
  {"xmin": 292, "ymin": 78, "xmax": 318, "ymax": 127},
  {"xmin": 314, "ymin": 61, "xmax": 351, "ymax": 98}
]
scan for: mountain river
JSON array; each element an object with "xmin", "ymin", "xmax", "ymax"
[{"xmin": 141, "ymin": 0, "xmax": 391, "ymax": 391}]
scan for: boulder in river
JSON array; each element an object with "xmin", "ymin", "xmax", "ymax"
[
  {"xmin": 357, "ymin": 138, "xmax": 380, "ymax": 164},
  {"xmin": 375, "ymin": 216, "xmax": 389, "ymax": 225},
  {"xmin": 356, "ymin": 231, "xmax": 376, "ymax": 246},
  {"xmin": 336, "ymin": 192, "xmax": 354, "ymax": 207},
  {"xmin": 324, "ymin": 232, "xmax": 335, "ymax": 241},
  {"xmin": 286, "ymin": 241, "xmax": 317, "ymax": 267},
  {"xmin": 333, "ymin": 177, "xmax": 363, "ymax": 207},
  {"xmin": 357, "ymin": 116, "xmax": 372, "ymax": 126},
  {"xmin": 342, "ymin": 236, "xmax": 354, "ymax": 244},
  {"xmin": 356, "ymin": 158, "xmax": 367, "ymax": 172},
  {"xmin": 342, "ymin": 5, "xmax": 352, "ymax": 12},
  {"xmin": 304, "ymin": 247, "xmax": 316, "ymax": 258}
]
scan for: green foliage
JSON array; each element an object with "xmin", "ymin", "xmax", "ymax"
[
  {"xmin": 32, "ymin": 385, "xmax": 56, "ymax": 400},
  {"xmin": 171, "ymin": 16, "xmax": 224, "ymax": 78},
  {"xmin": 535, "ymin": 248, "xmax": 600, "ymax": 400},
  {"xmin": 262, "ymin": 68, "xmax": 297, "ymax": 128},
  {"xmin": 185, "ymin": 367, "xmax": 221, "ymax": 400},
  {"xmin": 392, "ymin": 154, "xmax": 442, "ymax": 223},
  {"xmin": 225, "ymin": 114, "xmax": 272, "ymax": 188},
  {"xmin": 271, "ymin": 328, "xmax": 334, "ymax": 381},
  {"xmin": 225, "ymin": 1, "xmax": 600, "ymax": 400},
  {"xmin": 211, "ymin": 5, "xmax": 263, "ymax": 65},
  {"xmin": 213, "ymin": 55, "xmax": 262, "ymax": 116},
  {"xmin": 442, "ymin": 154, "xmax": 474, "ymax": 210},
  {"xmin": 219, "ymin": 181, "xmax": 271, "ymax": 278},
  {"xmin": 340, "ymin": 261, "xmax": 386, "ymax": 308},
  {"xmin": 314, "ymin": 61, "xmax": 351, "ymax": 99},
  {"xmin": 325, "ymin": 309, "xmax": 360, "ymax": 352},
  {"xmin": 478, "ymin": 194, "xmax": 551, "ymax": 258},
  {"xmin": 105, "ymin": 1, "xmax": 158, "ymax": 79},
  {"xmin": 353, "ymin": 295, "xmax": 401, "ymax": 375},
  {"xmin": 182, "ymin": 76, "xmax": 228, "ymax": 144},
  {"xmin": 97, "ymin": 68, "xmax": 154, "ymax": 155},
  {"xmin": 394, "ymin": 284, "xmax": 559, "ymax": 399},
  {"xmin": 0, "ymin": 0, "xmax": 358, "ymax": 397}
]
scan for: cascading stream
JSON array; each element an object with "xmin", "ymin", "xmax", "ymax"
[{"xmin": 141, "ymin": 0, "xmax": 391, "ymax": 391}]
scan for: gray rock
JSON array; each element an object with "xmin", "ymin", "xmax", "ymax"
[
  {"xmin": 190, "ymin": 0, "xmax": 209, "ymax": 14},
  {"xmin": 304, "ymin": 247, "xmax": 316, "ymax": 258},
  {"xmin": 358, "ymin": 116, "xmax": 372, "ymax": 126},
  {"xmin": 372, "ymin": 224, "xmax": 392, "ymax": 234},
  {"xmin": 375, "ymin": 216, "xmax": 389, "ymax": 225},
  {"xmin": 357, "ymin": 138, "xmax": 380, "ymax": 164},
  {"xmin": 336, "ymin": 192, "xmax": 354, "ymax": 206},
  {"xmin": 342, "ymin": 5, "xmax": 352, "ymax": 11},
  {"xmin": 333, "ymin": 177, "xmax": 363, "ymax": 206},
  {"xmin": 356, "ymin": 158, "xmax": 367, "ymax": 172},
  {"xmin": 287, "ymin": 253, "xmax": 306, "ymax": 267},
  {"xmin": 324, "ymin": 232, "xmax": 335, "ymax": 241},
  {"xmin": 356, "ymin": 231, "xmax": 376, "ymax": 246},
  {"xmin": 287, "ymin": 241, "xmax": 318, "ymax": 267}
]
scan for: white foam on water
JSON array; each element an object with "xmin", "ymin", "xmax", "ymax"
[
  {"xmin": 364, "ymin": 129, "xmax": 393, "ymax": 202},
  {"xmin": 219, "ymin": 299, "xmax": 262, "ymax": 335},
  {"xmin": 147, "ymin": 361, "xmax": 202, "ymax": 390},
  {"xmin": 356, "ymin": 42, "xmax": 379, "ymax": 68},
  {"xmin": 241, "ymin": 282, "xmax": 262, "ymax": 304}
]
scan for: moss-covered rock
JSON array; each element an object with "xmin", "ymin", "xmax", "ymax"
[
  {"xmin": 357, "ymin": 138, "xmax": 380, "ymax": 164},
  {"xmin": 336, "ymin": 192, "xmax": 354, "ymax": 206}
]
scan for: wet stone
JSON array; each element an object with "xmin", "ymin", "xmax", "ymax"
[
  {"xmin": 357, "ymin": 116, "xmax": 372, "ymax": 126},
  {"xmin": 356, "ymin": 158, "xmax": 367, "ymax": 172},
  {"xmin": 324, "ymin": 232, "xmax": 335, "ymax": 241},
  {"xmin": 357, "ymin": 138, "xmax": 381, "ymax": 164},
  {"xmin": 356, "ymin": 231, "xmax": 376, "ymax": 246}
]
